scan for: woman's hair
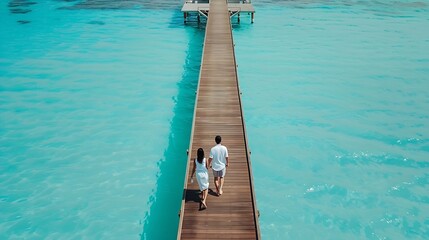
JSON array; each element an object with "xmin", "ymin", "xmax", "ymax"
[{"xmin": 197, "ymin": 148, "xmax": 204, "ymax": 163}]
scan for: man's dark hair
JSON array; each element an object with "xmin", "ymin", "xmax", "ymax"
[{"xmin": 215, "ymin": 135, "xmax": 222, "ymax": 144}]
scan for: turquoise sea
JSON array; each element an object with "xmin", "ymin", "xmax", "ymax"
[{"xmin": 1, "ymin": 0, "xmax": 428, "ymax": 239}]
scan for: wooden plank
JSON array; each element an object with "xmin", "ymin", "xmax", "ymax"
[{"xmin": 177, "ymin": 0, "xmax": 260, "ymax": 239}]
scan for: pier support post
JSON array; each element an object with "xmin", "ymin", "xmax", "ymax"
[
  {"xmin": 251, "ymin": 12, "xmax": 254, "ymax": 23},
  {"xmin": 184, "ymin": 12, "xmax": 187, "ymax": 23}
]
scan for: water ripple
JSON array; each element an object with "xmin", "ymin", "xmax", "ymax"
[{"xmin": 335, "ymin": 152, "xmax": 429, "ymax": 168}]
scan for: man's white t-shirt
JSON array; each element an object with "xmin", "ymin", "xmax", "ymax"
[{"xmin": 210, "ymin": 144, "xmax": 228, "ymax": 171}]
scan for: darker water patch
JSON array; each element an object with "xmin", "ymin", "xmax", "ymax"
[
  {"xmin": 8, "ymin": 0, "xmax": 36, "ymax": 15},
  {"xmin": 140, "ymin": 11, "xmax": 204, "ymax": 240},
  {"xmin": 17, "ymin": 20, "xmax": 31, "ymax": 24},
  {"xmin": 252, "ymin": 0, "xmax": 429, "ymax": 16},
  {"xmin": 8, "ymin": 0, "xmax": 37, "ymax": 7},
  {"xmin": 9, "ymin": 8, "xmax": 32, "ymax": 14},
  {"xmin": 59, "ymin": 0, "xmax": 182, "ymax": 10},
  {"xmin": 87, "ymin": 20, "xmax": 105, "ymax": 25}
]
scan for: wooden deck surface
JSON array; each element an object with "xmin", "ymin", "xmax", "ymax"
[{"xmin": 177, "ymin": 0, "xmax": 260, "ymax": 239}]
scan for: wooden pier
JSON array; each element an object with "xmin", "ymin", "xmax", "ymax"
[
  {"xmin": 177, "ymin": 0, "xmax": 260, "ymax": 239},
  {"xmin": 182, "ymin": 0, "xmax": 255, "ymax": 23}
]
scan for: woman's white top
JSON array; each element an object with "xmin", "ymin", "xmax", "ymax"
[{"xmin": 195, "ymin": 158, "xmax": 207, "ymax": 172}]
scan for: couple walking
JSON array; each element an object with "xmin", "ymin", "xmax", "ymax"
[{"xmin": 190, "ymin": 135, "xmax": 229, "ymax": 210}]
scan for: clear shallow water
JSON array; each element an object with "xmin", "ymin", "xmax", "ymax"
[
  {"xmin": 1, "ymin": 1, "xmax": 202, "ymax": 239},
  {"xmin": 234, "ymin": 1, "xmax": 429, "ymax": 239},
  {"xmin": 1, "ymin": 0, "xmax": 429, "ymax": 239}
]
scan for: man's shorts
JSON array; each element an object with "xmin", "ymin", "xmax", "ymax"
[{"xmin": 212, "ymin": 168, "xmax": 226, "ymax": 178}]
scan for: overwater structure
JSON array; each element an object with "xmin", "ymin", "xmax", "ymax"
[
  {"xmin": 181, "ymin": 0, "xmax": 255, "ymax": 23},
  {"xmin": 177, "ymin": 0, "xmax": 260, "ymax": 239}
]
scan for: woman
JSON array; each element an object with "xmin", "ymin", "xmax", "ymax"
[{"xmin": 190, "ymin": 148, "xmax": 209, "ymax": 210}]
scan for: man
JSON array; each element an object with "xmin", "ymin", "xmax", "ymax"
[{"xmin": 208, "ymin": 135, "xmax": 229, "ymax": 196}]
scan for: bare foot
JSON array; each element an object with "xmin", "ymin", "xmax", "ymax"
[
  {"xmin": 200, "ymin": 200, "xmax": 207, "ymax": 210},
  {"xmin": 219, "ymin": 189, "xmax": 223, "ymax": 196},
  {"xmin": 215, "ymin": 186, "xmax": 220, "ymax": 196}
]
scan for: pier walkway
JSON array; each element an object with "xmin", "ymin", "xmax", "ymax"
[
  {"xmin": 177, "ymin": 0, "xmax": 260, "ymax": 239},
  {"xmin": 182, "ymin": 0, "xmax": 255, "ymax": 23}
]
